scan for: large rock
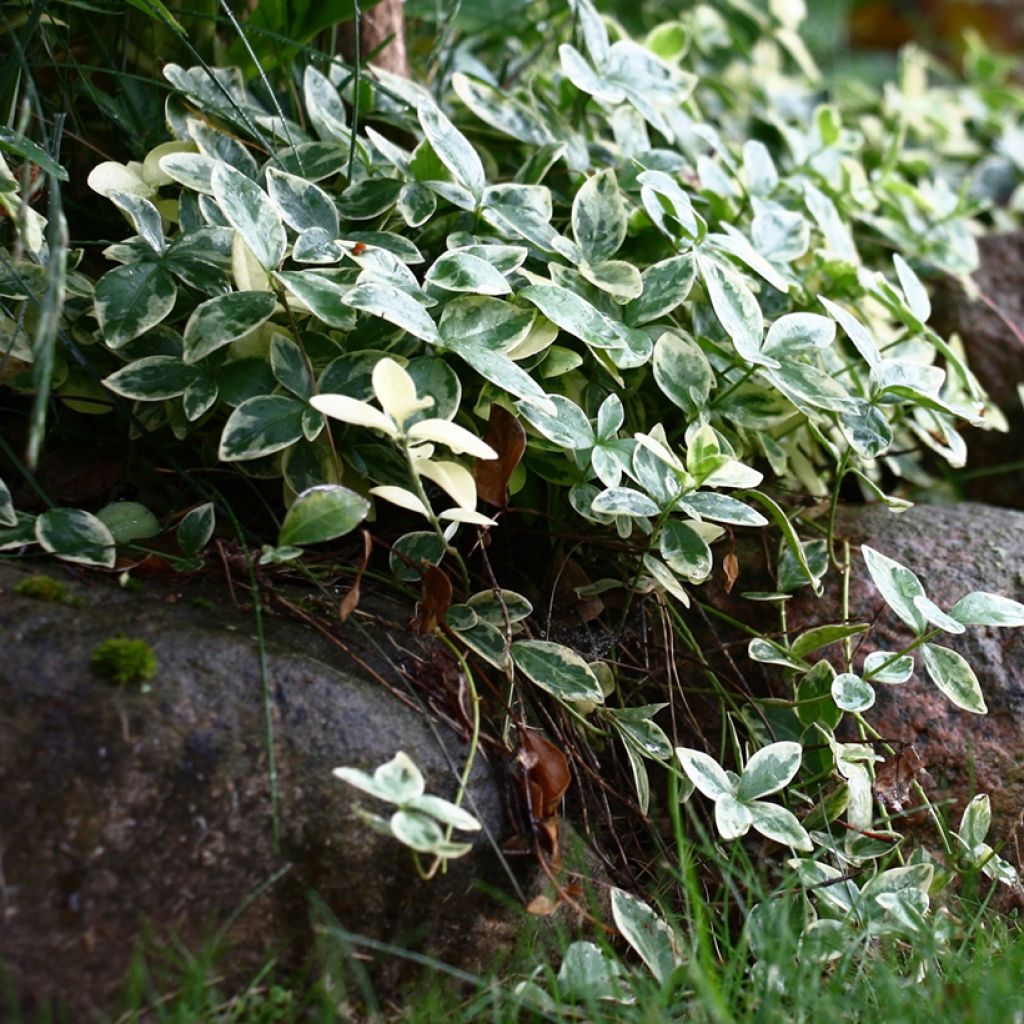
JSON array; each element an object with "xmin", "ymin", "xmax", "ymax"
[
  {"xmin": 0, "ymin": 561, "xmax": 524, "ymax": 1018},
  {"xmin": 931, "ymin": 231, "xmax": 1024, "ymax": 508},
  {"xmin": 707, "ymin": 502, "xmax": 1024, "ymax": 867}
]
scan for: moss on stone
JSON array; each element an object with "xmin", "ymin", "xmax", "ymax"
[
  {"xmin": 15, "ymin": 574, "xmax": 71, "ymax": 603},
  {"xmin": 90, "ymin": 637, "xmax": 159, "ymax": 688}
]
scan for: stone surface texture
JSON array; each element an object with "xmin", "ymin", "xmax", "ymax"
[
  {"xmin": 931, "ymin": 231, "xmax": 1024, "ymax": 508},
  {"xmin": 0, "ymin": 561, "xmax": 525, "ymax": 1018}
]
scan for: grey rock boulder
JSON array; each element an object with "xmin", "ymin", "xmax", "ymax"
[{"xmin": 0, "ymin": 561, "xmax": 523, "ymax": 1019}]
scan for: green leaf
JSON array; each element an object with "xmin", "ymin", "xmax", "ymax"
[
  {"xmin": 335, "ymin": 750, "xmax": 425, "ymax": 804},
  {"xmin": 211, "ymin": 162, "xmax": 286, "ymax": 271},
  {"xmin": 183, "ymin": 291, "xmax": 277, "ymax": 364},
  {"xmin": 791, "ymin": 623, "xmax": 869, "ymax": 660},
  {"xmin": 0, "ymin": 513, "xmax": 38, "ymax": 551},
  {"xmin": 389, "ymin": 531, "xmax": 446, "ymax": 582},
  {"xmin": 35, "ymin": 508, "xmax": 116, "ymax": 568},
  {"xmin": 418, "ymin": 102, "xmax": 485, "ymax": 201},
  {"xmin": 95, "ymin": 264, "xmax": 177, "ymax": 348},
  {"xmin": 950, "ymin": 591, "xmax": 1024, "ymax": 628},
  {"xmin": 861, "ymin": 545, "xmax": 928, "ymax": 633},
  {"xmin": 345, "ymin": 282, "xmax": 439, "ymax": 343},
  {"xmin": 831, "ymin": 672, "xmax": 875, "ymax": 713},
  {"xmin": 610, "ymin": 888, "xmax": 681, "ymax": 984},
  {"xmin": 697, "ymin": 255, "xmax": 768, "ymax": 367},
  {"xmin": 0, "ymin": 126, "xmax": 69, "ymax": 181},
  {"xmin": 556, "ymin": 942, "xmax": 630, "ymax": 1004},
  {"xmin": 103, "ymin": 356, "xmax": 200, "ymax": 400},
  {"xmin": 218, "ymin": 394, "xmax": 306, "ymax": 461},
  {"xmin": 511, "ymin": 639, "xmax": 604, "ymax": 702},
  {"xmin": 572, "ymin": 169, "xmax": 627, "ymax": 265},
  {"xmin": 580, "ymin": 259, "xmax": 643, "ymax": 302},
  {"xmin": 178, "ymin": 503, "xmax": 215, "ymax": 556},
  {"xmin": 519, "ymin": 283, "xmax": 641, "ymax": 353},
  {"xmin": 96, "ymin": 501, "xmax": 160, "ymax": 543},
  {"xmin": 279, "ymin": 485, "xmax": 370, "ymax": 546},
  {"xmin": 921, "ymin": 643, "xmax": 987, "ymax": 714},
  {"xmin": 406, "ymin": 793, "xmax": 481, "ymax": 832}
]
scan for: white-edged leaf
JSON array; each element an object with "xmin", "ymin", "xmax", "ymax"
[
  {"xmin": 182, "ymin": 290, "xmax": 276, "ymax": 364},
  {"xmin": 418, "ymin": 101, "xmax": 485, "ymax": 201},
  {"xmin": 950, "ymin": 591, "xmax": 1024, "ymax": 628},
  {"xmin": 921, "ymin": 643, "xmax": 987, "ymax": 714},
  {"xmin": 674, "ymin": 747, "xmax": 734, "ymax": 800},
  {"xmin": 737, "ymin": 741, "xmax": 802, "ymax": 801},
  {"xmin": 861, "ymin": 545, "xmax": 928, "ymax": 632},
  {"xmin": 748, "ymin": 801, "xmax": 813, "ymax": 851},
  {"xmin": 592, "ymin": 487, "xmax": 660, "ymax": 518},
  {"xmin": 715, "ymin": 794, "xmax": 754, "ymax": 839},
  {"xmin": 697, "ymin": 255, "xmax": 769, "ymax": 367},
  {"xmin": 178, "ymin": 502, "xmax": 215, "ymax": 556},
  {"xmin": 35, "ymin": 508, "xmax": 116, "ymax": 568},
  {"xmin": 211, "ymin": 161, "xmax": 286, "ymax": 271},
  {"xmin": 94, "ymin": 263, "xmax": 177, "ymax": 348},
  {"xmin": 862, "ymin": 651, "xmax": 915, "ymax": 685},
  {"xmin": 103, "ymin": 355, "xmax": 200, "ymax": 400},
  {"xmin": 511, "ymin": 639, "xmax": 604, "ymax": 702},
  {"xmin": 610, "ymin": 888, "xmax": 682, "ymax": 984},
  {"xmin": 345, "ymin": 282, "xmax": 439, "ymax": 343},
  {"xmin": 831, "ymin": 672, "xmax": 876, "ymax": 713},
  {"xmin": 573, "ymin": 169, "xmax": 627, "ymax": 265},
  {"xmin": 0, "ymin": 476, "xmax": 15, "ymax": 528},
  {"xmin": 266, "ymin": 166, "xmax": 339, "ymax": 235},
  {"xmin": 406, "ymin": 793, "xmax": 482, "ymax": 831},
  {"xmin": 218, "ymin": 394, "xmax": 306, "ymax": 461}
]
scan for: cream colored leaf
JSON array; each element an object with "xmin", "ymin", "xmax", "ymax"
[
  {"xmin": 372, "ymin": 357, "xmax": 433, "ymax": 426},
  {"xmin": 87, "ymin": 160, "xmax": 154, "ymax": 199},
  {"xmin": 310, "ymin": 394, "xmax": 398, "ymax": 436},
  {"xmin": 439, "ymin": 507, "xmax": 498, "ymax": 527},
  {"xmin": 407, "ymin": 418, "xmax": 498, "ymax": 459},
  {"xmin": 232, "ymin": 232, "xmax": 271, "ymax": 292},
  {"xmin": 416, "ymin": 458, "xmax": 477, "ymax": 509},
  {"xmin": 369, "ymin": 485, "xmax": 430, "ymax": 516},
  {"xmin": 142, "ymin": 141, "xmax": 196, "ymax": 187}
]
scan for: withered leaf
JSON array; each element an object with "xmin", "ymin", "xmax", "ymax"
[
  {"xmin": 723, "ymin": 551, "xmax": 739, "ymax": 594},
  {"xmin": 339, "ymin": 529, "xmax": 372, "ymax": 623},
  {"xmin": 518, "ymin": 728, "xmax": 571, "ymax": 820},
  {"xmin": 873, "ymin": 745, "xmax": 926, "ymax": 813},
  {"xmin": 413, "ymin": 563, "xmax": 453, "ymax": 634},
  {"xmin": 474, "ymin": 404, "xmax": 526, "ymax": 508}
]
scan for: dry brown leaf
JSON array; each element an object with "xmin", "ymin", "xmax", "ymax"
[
  {"xmin": 874, "ymin": 745, "xmax": 926, "ymax": 813},
  {"xmin": 474, "ymin": 404, "xmax": 526, "ymax": 508},
  {"xmin": 723, "ymin": 551, "xmax": 739, "ymax": 594},
  {"xmin": 413, "ymin": 563, "xmax": 453, "ymax": 634},
  {"xmin": 339, "ymin": 530, "xmax": 373, "ymax": 623}
]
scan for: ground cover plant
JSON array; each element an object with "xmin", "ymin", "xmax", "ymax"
[{"xmin": 4, "ymin": 0, "xmax": 1024, "ymax": 1019}]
